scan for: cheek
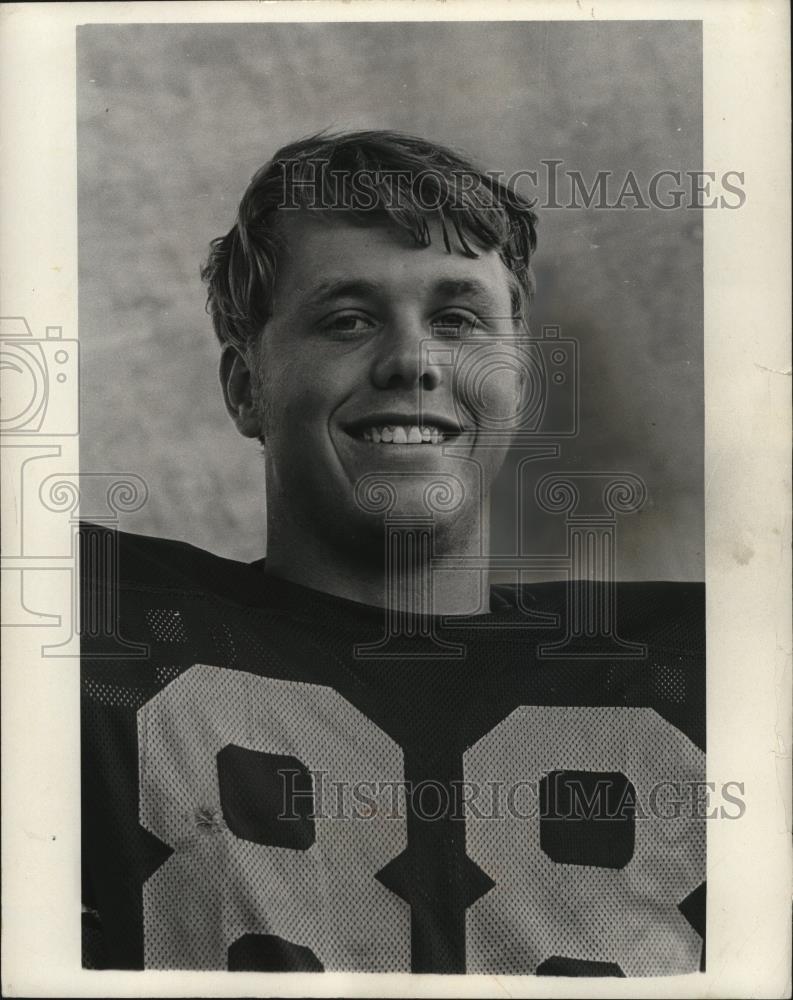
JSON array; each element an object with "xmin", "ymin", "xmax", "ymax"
[
  {"xmin": 458, "ymin": 364, "xmax": 524, "ymax": 429},
  {"xmin": 259, "ymin": 342, "xmax": 364, "ymax": 434},
  {"xmin": 259, "ymin": 365, "xmax": 342, "ymax": 449},
  {"xmin": 491, "ymin": 370, "xmax": 524, "ymax": 416}
]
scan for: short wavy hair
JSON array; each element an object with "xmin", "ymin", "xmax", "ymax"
[{"xmin": 201, "ymin": 129, "xmax": 539, "ymax": 349}]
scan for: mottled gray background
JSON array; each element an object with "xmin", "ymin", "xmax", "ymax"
[{"xmin": 77, "ymin": 21, "xmax": 703, "ymax": 580}]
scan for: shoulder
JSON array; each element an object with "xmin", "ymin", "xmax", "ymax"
[
  {"xmin": 611, "ymin": 581, "xmax": 704, "ymax": 651},
  {"xmin": 493, "ymin": 579, "xmax": 705, "ymax": 654},
  {"xmin": 494, "ymin": 579, "xmax": 704, "ymax": 611},
  {"xmin": 78, "ymin": 522, "xmax": 264, "ymax": 603}
]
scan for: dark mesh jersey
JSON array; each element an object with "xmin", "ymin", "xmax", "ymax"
[{"xmin": 80, "ymin": 523, "xmax": 706, "ymax": 976}]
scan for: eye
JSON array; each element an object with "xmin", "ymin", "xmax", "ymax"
[
  {"xmin": 430, "ymin": 310, "xmax": 477, "ymax": 338},
  {"xmin": 319, "ymin": 312, "xmax": 377, "ymax": 340}
]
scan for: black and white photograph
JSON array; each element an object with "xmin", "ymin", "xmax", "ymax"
[{"xmin": 0, "ymin": 2, "xmax": 790, "ymax": 997}]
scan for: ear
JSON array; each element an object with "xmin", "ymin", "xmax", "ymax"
[
  {"xmin": 219, "ymin": 344, "xmax": 262, "ymax": 439},
  {"xmin": 512, "ymin": 317, "xmax": 531, "ymax": 397}
]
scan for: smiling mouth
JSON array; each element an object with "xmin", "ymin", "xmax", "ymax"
[
  {"xmin": 345, "ymin": 416, "xmax": 465, "ymax": 445},
  {"xmin": 360, "ymin": 423, "xmax": 454, "ymax": 445}
]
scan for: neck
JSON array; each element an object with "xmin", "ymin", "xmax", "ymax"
[{"xmin": 263, "ymin": 504, "xmax": 491, "ymax": 616}]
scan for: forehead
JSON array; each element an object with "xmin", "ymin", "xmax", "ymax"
[{"xmin": 272, "ymin": 213, "xmax": 515, "ymax": 308}]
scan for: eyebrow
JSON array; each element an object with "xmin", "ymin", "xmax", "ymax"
[
  {"xmin": 304, "ymin": 279, "xmax": 382, "ymax": 308},
  {"xmin": 303, "ymin": 276, "xmax": 502, "ymax": 309},
  {"xmin": 432, "ymin": 278, "xmax": 500, "ymax": 305}
]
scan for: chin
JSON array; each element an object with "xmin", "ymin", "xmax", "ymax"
[{"xmin": 342, "ymin": 492, "xmax": 483, "ymax": 558}]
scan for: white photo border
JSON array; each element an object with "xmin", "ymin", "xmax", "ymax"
[{"xmin": 1, "ymin": 1, "xmax": 790, "ymax": 997}]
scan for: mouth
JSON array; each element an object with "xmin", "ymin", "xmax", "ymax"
[{"xmin": 343, "ymin": 415, "xmax": 464, "ymax": 446}]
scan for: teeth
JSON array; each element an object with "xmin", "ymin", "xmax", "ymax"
[{"xmin": 358, "ymin": 423, "xmax": 448, "ymax": 444}]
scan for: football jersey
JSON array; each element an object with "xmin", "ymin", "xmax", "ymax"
[{"xmin": 80, "ymin": 523, "xmax": 706, "ymax": 976}]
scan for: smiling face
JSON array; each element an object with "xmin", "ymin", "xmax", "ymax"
[{"xmin": 224, "ymin": 213, "xmax": 525, "ymax": 558}]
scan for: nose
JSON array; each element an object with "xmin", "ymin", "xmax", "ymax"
[{"xmin": 370, "ymin": 315, "xmax": 443, "ymax": 391}]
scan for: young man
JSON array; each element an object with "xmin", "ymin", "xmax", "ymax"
[{"xmin": 81, "ymin": 130, "xmax": 705, "ymax": 976}]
